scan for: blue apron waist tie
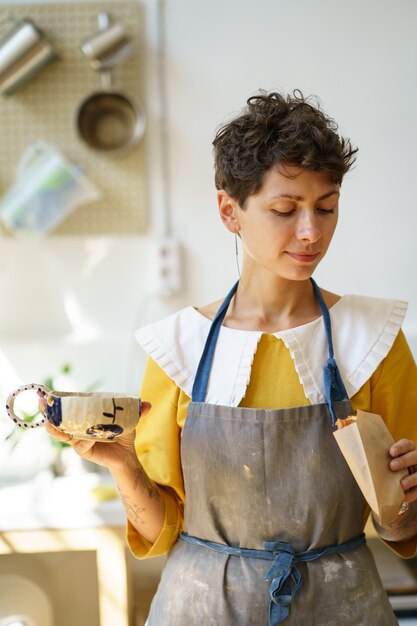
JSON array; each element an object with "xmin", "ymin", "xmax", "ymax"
[{"xmin": 180, "ymin": 531, "xmax": 366, "ymax": 626}]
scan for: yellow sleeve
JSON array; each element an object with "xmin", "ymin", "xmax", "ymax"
[
  {"xmin": 352, "ymin": 330, "xmax": 417, "ymax": 557},
  {"xmin": 127, "ymin": 357, "xmax": 189, "ymax": 559},
  {"xmin": 369, "ymin": 330, "xmax": 417, "ymax": 444}
]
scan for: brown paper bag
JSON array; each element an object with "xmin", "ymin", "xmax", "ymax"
[{"xmin": 333, "ymin": 410, "xmax": 408, "ymax": 525}]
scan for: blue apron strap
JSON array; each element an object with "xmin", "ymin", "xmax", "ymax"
[
  {"xmin": 192, "ymin": 278, "xmax": 348, "ymax": 424},
  {"xmin": 192, "ymin": 281, "xmax": 239, "ymax": 402},
  {"xmin": 180, "ymin": 531, "xmax": 366, "ymax": 626},
  {"xmin": 310, "ymin": 277, "xmax": 349, "ymax": 425}
]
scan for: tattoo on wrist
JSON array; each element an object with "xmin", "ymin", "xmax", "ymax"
[
  {"xmin": 375, "ymin": 506, "xmax": 417, "ymax": 541},
  {"xmin": 120, "ymin": 492, "xmax": 146, "ymax": 525},
  {"xmin": 390, "ymin": 512, "xmax": 417, "ymax": 533}
]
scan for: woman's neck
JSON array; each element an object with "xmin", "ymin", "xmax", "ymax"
[
  {"xmin": 196, "ymin": 272, "xmax": 340, "ymax": 333},
  {"xmin": 226, "ymin": 276, "xmax": 319, "ymax": 332}
]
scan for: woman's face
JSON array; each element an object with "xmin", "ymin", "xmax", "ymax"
[{"xmin": 222, "ymin": 164, "xmax": 340, "ymax": 282}]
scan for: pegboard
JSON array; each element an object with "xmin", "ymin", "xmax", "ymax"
[{"xmin": 0, "ymin": 0, "xmax": 148, "ymax": 235}]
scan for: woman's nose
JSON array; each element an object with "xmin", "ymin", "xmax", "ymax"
[{"xmin": 295, "ymin": 212, "xmax": 321, "ymax": 242}]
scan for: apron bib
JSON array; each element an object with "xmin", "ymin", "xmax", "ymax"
[{"xmin": 146, "ymin": 280, "xmax": 397, "ymax": 626}]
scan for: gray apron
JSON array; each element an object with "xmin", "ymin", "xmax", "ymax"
[{"xmin": 146, "ymin": 280, "xmax": 397, "ymax": 626}]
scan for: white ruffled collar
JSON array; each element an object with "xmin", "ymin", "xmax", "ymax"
[{"xmin": 135, "ymin": 295, "xmax": 407, "ymax": 407}]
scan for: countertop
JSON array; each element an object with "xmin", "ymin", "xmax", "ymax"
[{"xmin": 0, "ymin": 467, "xmax": 125, "ymax": 531}]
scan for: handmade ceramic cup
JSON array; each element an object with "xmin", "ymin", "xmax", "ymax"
[{"xmin": 5, "ymin": 383, "xmax": 142, "ymax": 442}]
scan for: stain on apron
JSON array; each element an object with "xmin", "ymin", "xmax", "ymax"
[{"xmin": 146, "ymin": 280, "xmax": 398, "ymax": 625}]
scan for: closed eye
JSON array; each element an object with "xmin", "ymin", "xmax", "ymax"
[{"xmin": 272, "ymin": 209, "xmax": 296, "ymax": 217}]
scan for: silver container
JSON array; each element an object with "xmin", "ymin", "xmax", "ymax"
[
  {"xmin": 0, "ymin": 16, "xmax": 58, "ymax": 95},
  {"xmin": 76, "ymin": 12, "xmax": 145, "ymax": 155},
  {"xmin": 80, "ymin": 11, "xmax": 133, "ymax": 70},
  {"xmin": 76, "ymin": 70, "xmax": 146, "ymax": 155}
]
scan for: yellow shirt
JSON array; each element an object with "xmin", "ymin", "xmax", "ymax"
[{"xmin": 128, "ymin": 330, "xmax": 417, "ymax": 559}]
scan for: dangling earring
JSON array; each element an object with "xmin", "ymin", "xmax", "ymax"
[{"xmin": 234, "ymin": 232, "xmax": 241, "ymax": 281}]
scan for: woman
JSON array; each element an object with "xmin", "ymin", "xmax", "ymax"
[{"xmin": 48, "ymin": 91, "xmax": 417, "ymax": 625}]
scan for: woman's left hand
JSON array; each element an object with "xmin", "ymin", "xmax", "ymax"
[{"xmin": 389, "ymin": 438, "xmax": 417, "ymax": 503}]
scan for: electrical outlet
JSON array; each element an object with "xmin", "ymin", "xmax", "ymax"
[{"xmin": 155, "ymin": 238, "xmax": 182, "ymax": 296}]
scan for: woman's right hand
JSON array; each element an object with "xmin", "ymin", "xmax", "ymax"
[
  {"xmin": 43, "ymin": 401, "xmax": 152, "ymax": 473},
  {"xmin": 45, "ymin": 401, "xmax": 165, "ymax": 543}
]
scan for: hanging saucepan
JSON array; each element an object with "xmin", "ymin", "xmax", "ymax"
[
  {"xmin": 76, "ymin": 11, "xmax": 146, "ymax": 155},
  {"xmin": 76, "ymin": 70, "xmax": 146, "ymax": 155}
]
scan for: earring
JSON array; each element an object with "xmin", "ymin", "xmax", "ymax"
[{"xmin": 234, "ymin": 232, "xmax": 241, "ymax": 281}]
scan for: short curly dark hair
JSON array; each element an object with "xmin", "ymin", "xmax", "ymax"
[{"xmin": 213, "ymin": 90, "xmax": 358, "ymax": 207}]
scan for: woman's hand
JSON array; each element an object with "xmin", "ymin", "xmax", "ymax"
[
  {"xmin": 43, "ymin": 401, "xmax": 151, "ymax": 473},
  {"xmin": 389, "ymin": 438, "xmax": 417, "ymax": 503},
  {"xmin": 373, "ymin": 438, "xmax": 417, "ymax": 543},
  {"xmin": 43, "ymin": 400, "xmax": 165, "ymax": 542}
]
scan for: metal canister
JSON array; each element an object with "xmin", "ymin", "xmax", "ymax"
[{"xmin": 0, "ymin": 16, "xmax": 58, "ymax": 95}]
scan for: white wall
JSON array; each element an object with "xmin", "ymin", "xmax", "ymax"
[
  {"xmin": 162, "ymin": 0, "xmax": 417, "ymax": 334},
  {"xmin": 0, "ymin": 0, "xmax": 416, "ymax": 402}
]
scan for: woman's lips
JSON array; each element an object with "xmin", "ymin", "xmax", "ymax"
[{"xmin": 286, "ymin": 252, "xmax": 320, "ymax": 263}]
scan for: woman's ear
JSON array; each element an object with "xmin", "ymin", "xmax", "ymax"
[{"xmin": 217, "ymin": 190, "xmax": 240, "ymax": 233}]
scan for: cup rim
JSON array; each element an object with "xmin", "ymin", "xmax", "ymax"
[{"xmin": 49, "ymin": 391, "xmax": 138, "ymax": 399}]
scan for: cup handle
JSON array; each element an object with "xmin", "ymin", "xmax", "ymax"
[{"xmin": 5, "ymin": 383, "xmax": 52, "ymax": 429}]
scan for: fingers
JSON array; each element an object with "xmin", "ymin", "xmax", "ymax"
[
  {"xmin": 45, "ymin": 421, "xmax": 73, "ymax": 444},
  {"xmin": 44, "ymin": 421, "xmax": 96, "ymax": 458},
  {"xmin": 390, "ymin": 450, "xmax": 417, "ymax": 472},
  {"xmin": 401, "ymin": 481, "xmax": 417, "ymax": 504},
  {"xmin": 390, "ymin": 438, "xmax": 416, "ymax": 459},
  {"xmin": 38, "ymin": 397, "xmax": 46, "ymax": 414},
  {"xmin": 389, "ymin": 439, "xmax": 417, "ymax": 472},
  {"xmin": 140, "ymin": 401, "xmax": 152, "ymax": 417},
  {"xmin": 388, "ymin": 439, "xmax": 417, "ymax": 503},
  {"xmin": 70, "ymin": 439, "xmax": 95, "ymax": 458},
  {"xmin": 400, "ymin": 462, "xmax": 417, "ymax": 500}
]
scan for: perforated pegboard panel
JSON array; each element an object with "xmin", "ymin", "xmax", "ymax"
[{"xmin": 0, "ymin": 1, "xmax": 147, "ymax": 235}]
